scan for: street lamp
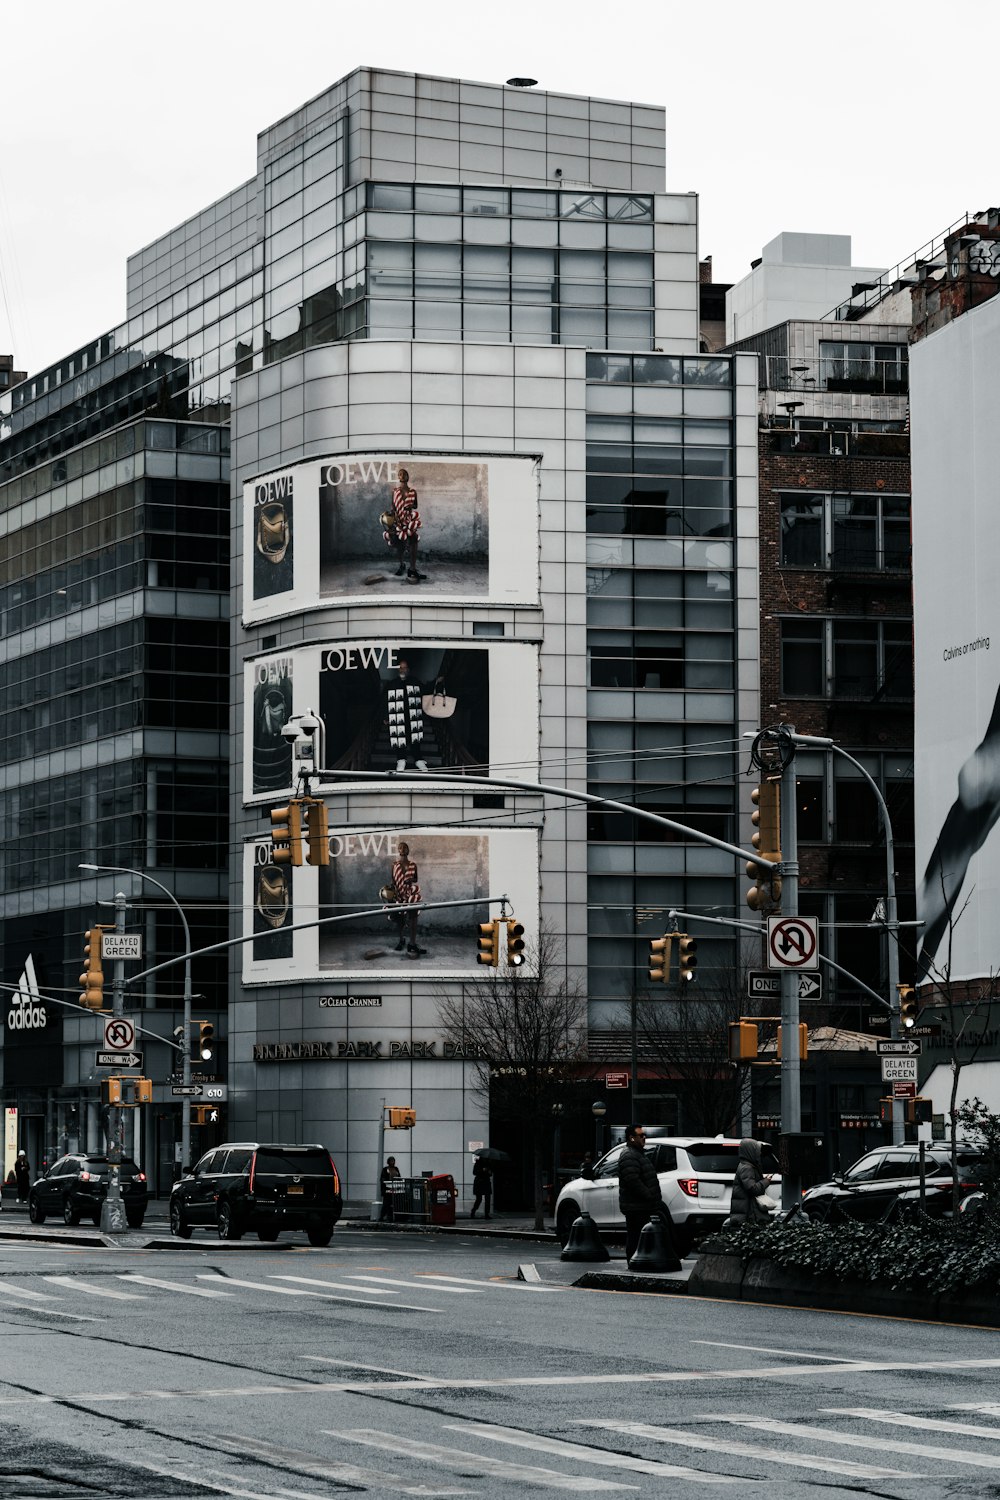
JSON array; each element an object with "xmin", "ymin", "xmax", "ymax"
[
  {"xmin": 80, "ymin": 864, "xmax": 194, "ymax": 1176},
  {"xmin": 591, "ymin": 1099, "xmax": 607, "ymax": 1160}
]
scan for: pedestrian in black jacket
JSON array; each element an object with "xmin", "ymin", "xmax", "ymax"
[
  {"xmin": 728, "ymin": 1138, "xmax": 774, "ymax": 1227},
  {"xmin": 617, "ymin": 1124, "xmax": 665, "ymax": 1264}
]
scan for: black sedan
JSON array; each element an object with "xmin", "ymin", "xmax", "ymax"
[
  {"xmin": 802, "ymin": 1144, "xmax": 983, "ymax": 1223},
  {"xmin": 28, "ymin": 1154, "xmax": 148, "ymax": 1228}
]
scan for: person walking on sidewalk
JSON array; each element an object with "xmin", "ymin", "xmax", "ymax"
[
  {"xmin": 13, "ymin": 1151, "xmax": 30, "ymax": 1204},
  {"xmin": 470, "ymin": 1157, "xmax": 492, "ymax": 1219},
  {"xmin": 618, "ymin": 1124, "xmax": 666, "ymax": 1266},
  {"xmin": 727, "ymin": 1138, "xmax": 774, "ymax": 1227}
]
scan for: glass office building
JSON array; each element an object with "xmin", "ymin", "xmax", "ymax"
[{"xmin": 0, "ymin": 69, "xmax": 759, "ymax": 1202}]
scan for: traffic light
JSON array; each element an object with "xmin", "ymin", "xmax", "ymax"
[
  {"xmin": 880, "ymin": 1097, "xmax": 894, "ymax": 1124},
  {"xmin": 388, "ymin": 1107, "xmax": 416, "ymax": 1129},
  {"xmin": 912, "ymin": 1096, "xmax": 932, "ymax": 1125},
  {"xmin": 303, "ymin": 797, "xmax": 330, "ymax": 866},
  {"xmin": 79, "ymin": 926, "xmax": 108, "ymax": 1010},
  {"xmin": 101, "ymin": 1077, "xmax": 123, "ymax": 1106},
  {"xmin": 898, "ymin": 984, "xmax": 918, "ymax": 1028},
  {"xmin": 477, "ymin": 919, "xmax": 500, "ymax": 966},
  {"xmin": 677, "ymin": 934, "xmax": 698, "ymax": 983},
  {"xmin": 728, "ymin": 1021, "xmax": 759, "ymax": 1062},
  {"xmin": 197, "ymin": 1022, "xmax": 215, "ymax": 1061},
  {"xmin": 648, "ymin": 935, "xmax": 672, "ymax": 985},
  {"xmin": 746, "ymin": 780, "xmax": 782, "ymax": 912},
  {"xmin": 776, "ymin": 1022, "xmax": 809, "ymax": 1061},
  {"xmin": 505, "ymin": 919, "xmax": 526, "ymax": 968},
  {"xmin": 270, "ymin": 799, "xmax": 304, "ymax": 866}
]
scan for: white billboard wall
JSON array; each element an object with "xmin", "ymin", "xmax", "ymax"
[
  {"xmin": 912, "ymin": 296, "xmax": 1000, "ymax": 983},
  {"xmin": 244, "ymin": 450, "xmax": 540, "ymax": 621},
  {"xmin": 242, "ymin": 826, "xmax": 539, "ymax": 983},
  {"xmin": 243, "ymin": 639, "xmax": 539, "ymax": 803}
]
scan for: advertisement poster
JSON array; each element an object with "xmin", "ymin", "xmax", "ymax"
[
  {"xmin": 243, "ymin": 639, "xmax": 537, "ymax": 802},
  {"xmin": 242, "ymin": 451, "xmax": 539, "ymax": 619},
  {"xmin": 242, "ymin": 827, "xmax": 539, "ymax": 982},
  {"xmin": 912, "ymin": 300, "xmax": 1000, "ymax": 983}
]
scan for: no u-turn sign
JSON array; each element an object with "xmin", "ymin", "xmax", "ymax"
[{"xmin": 766, "ymin": 915, "xmax": 819, "ymax": 970}]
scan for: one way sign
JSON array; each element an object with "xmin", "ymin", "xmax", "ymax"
[{"xmin": 747, "ymin": 971, "xmax": 822, "ymax": 1001}]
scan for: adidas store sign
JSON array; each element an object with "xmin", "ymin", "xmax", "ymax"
[{"xmin": 7, "ymin": 957, "xmax": 47, "ymax": 1031}]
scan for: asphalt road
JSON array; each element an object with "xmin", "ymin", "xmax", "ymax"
[{"xmin": 1, "ymin": 1226, "xmax": 1000, "ymax": 1497}]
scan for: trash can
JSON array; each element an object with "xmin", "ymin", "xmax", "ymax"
[
  {"xmin": 427, "ymin": 1173, "xmax": 457, "ymax": 1226},
  {"xmin": 397, "ymin": 1176, "xmax": 430, "ymax": 1225}
]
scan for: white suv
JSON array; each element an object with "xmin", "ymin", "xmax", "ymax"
[{"xmin": 554, "ymin": 1136, "xmax": 781, "ymax": 1255}]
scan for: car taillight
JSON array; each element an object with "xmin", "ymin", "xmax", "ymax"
[
  {"xmin": 677, "ymin": 1178, "xmax": 699, "ymax": 1197},
  {"xmin": 135, "ymin": 1172, "xmax": 146, "ymax": 1183},
  {"xmin": 78, "ymin": 1171, "xmax": 91, "ymax": 1182},
  {"xmin": 248, "ymin": 1151, "xmax": 257, "ymax": 1193},
  {"xmin": 328, "ymin": 1154, "xmax": 340, "ymax": 1194}
]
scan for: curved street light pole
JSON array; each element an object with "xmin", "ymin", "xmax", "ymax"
[{"xmin": 80, "ymin": 864, "xmax": 194, "ymax": 1177}]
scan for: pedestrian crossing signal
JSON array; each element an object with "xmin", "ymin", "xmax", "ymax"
[{"xmin": 388, "ymin": 1107, "xmax": 416, "ymax": 1128}]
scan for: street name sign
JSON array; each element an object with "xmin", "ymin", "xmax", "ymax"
[
  {"xmin": 748, "ymin": 971, "xmax": 822, "ymax": 1000},
  {"xmin": 96, "ymin": 1050, "xmax": 143, "ymax": 1069},
  {"xmin": 100, "ymin": 933, "xmax": 142, "ymax": 961},
  {"xmin": 766, "ymin": 916, "xmax": 819, "ymax": 970},
  {"xmin": 877, "ymin": 1039, "xmax": 921, "ymax": 1056},
  {"xmin": 881, "ymin": 1057, "xmax": 918, "ymax": 1084}
]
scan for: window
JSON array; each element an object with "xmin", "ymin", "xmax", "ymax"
[
  {"xmin": 780, "ymin": 492, "xmax": 910, "ymax": 572},
  {"xmin": 781, "ymin": 619, "xmax": 825, "ymax": 696},
  {"xmin": 780, "ymin": 619, "xmax": 912, "ymax": 700},
  {"xmin": 819, "ymin": 340, "xmax": 908, "ymax": 392}
]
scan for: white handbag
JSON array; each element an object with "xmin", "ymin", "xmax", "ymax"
[{"xmin": 422, "ymin": 687, "xmax": 457, "ymax": 719}]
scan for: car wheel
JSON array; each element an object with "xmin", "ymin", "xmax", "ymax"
[
  {"xmin": 257, "ymin": 1228, "xmax": 280, "ymax": 1242},
  {"xmin": 28, "ymin": 1197, "xmax": 45, "ymax": 1225},
  {"xmin": 169, "ymin": 1202, "xmax": 192, "ymax": 1240},
  {"xmin": 217, "ymin": 1202, "xmax": 242, "ymax": 1240},
  {"xmin": 63, "ymin": 1199, "xmax": 81, "ymax": 1226},
  {"xmin": 307, "ymin": 1226, "xmax": 333, "ymax": 1247},
  {"xmin": 556, "ymin": 1202, "xmax": 579, "ymax": 1247}
]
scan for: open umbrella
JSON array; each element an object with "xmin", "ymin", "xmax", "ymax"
[{"xmin": 473, "ymin": 1147, "xmax": 510, "ymax": 1162}]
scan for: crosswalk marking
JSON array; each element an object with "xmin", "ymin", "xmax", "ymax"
[
  {"xmin": 347, "ymin": 1274, "xmax": 476, "ymax": 1294},
  {"xmin": 212, "ymin": 1434, "xmax": 472, "ymax": 1496},
  {"xmin": 952, "ymin": 1403, "xmax": 1000, "ymax": 1419},
  {"xmin": 443, "ymin": 1423, "xmax": 738, "ymax": 1484},
  {"xmin": 417, "ymin": 1272, "xmax": 559, "ymax": 1292},
  {"xmin": 118, "ymin": 1274, "xmax": 233, "ymax": 1299},
  {"xmin": 271, "ymin": 1275, "xmax": 400, "ymax": 1296},
  {"xmin": 578, "ymin": 1418, "xmax": 914, "ymax": 1480},
  {"xmin": 196, "ymin": 1273, "xmax": 442, "ymax": 1314},
  {"xmin": 42, "ymin": 1275, "xmax": 143, "ymax": 1301},
  {"xmin": 716, "ymin": 1415, "xmax": 1000, "ymax": 1470},
  {"xmin": 825, "ymin": 1407, "xmax": 1000, "ymax": 1441},
  {"xmin": 335, "ymin": 1427, "xmax": 638, "ymax": 1491},
  {"xmin": 0, "ymin": 1282, "xmax": 60, "ymax": 1301}
]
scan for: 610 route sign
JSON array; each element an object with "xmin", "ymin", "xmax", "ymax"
[{"xmin": 766, "ymin": 916, "xmax": 819, "ymax": 971}]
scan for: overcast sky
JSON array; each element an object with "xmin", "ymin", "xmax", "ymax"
[{"xmin": 1, "ymin": 0, "xmax": 994, "ymax": 376}]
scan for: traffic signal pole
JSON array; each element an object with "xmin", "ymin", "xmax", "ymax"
[
  {"xmin": 100, "ymin": 892, "xmax": 128, "ymax": 1234},
  {"xmin": 779, "ymin": 750, "xmax": 802, "ymax": 1210}
]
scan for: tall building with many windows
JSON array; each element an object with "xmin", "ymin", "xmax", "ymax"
[{"xmin": 1, "ymin": 69, "xmax": 761, "ymax": 1202}]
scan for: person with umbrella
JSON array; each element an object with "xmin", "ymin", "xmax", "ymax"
[{"xmin": 470, "ymin": 1155, "xmax": 493, "ymax": 1219}]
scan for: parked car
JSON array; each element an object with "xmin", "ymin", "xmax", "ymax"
[
  {"xmin": 169, "ymin": 1142, "xmax": 343, "ymax": 1244},
  {"xmin": 801, "ymin": 1143, "xmax": 984, "ymax": 1223},
  {"xmin": 554, "ymin": 1136, "xmax": 781, "ymax": 1255},
  {"xmin": 28, "ymin": 1155, "xmax": 148, "ymax": 1228}
]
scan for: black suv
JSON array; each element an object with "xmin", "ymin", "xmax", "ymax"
[
  {"xmin": 802, "ymin": 1143, "xmax": 984, "ymax": 1223},
  {"xmin": 28, "ymin": 1155, "xmax": 148, "ymax": 1228},
  {"xmin": 169, "ymin": 1142, "xmax": 343, "ymax": 1244}
]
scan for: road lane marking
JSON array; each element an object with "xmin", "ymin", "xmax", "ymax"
[
  {"xmin": 270, "ymin": 1275, "xmax": 400, "ymax": 1296},
  {"xmin": 118, "ymin": 1274, "xmax": 235, "ymax": 1298},
  {"xmin": 715, "ymin": 1416, "xmax": 1000, "ymax": 1469},
  {"xmin": 693, "ymin": 1341, "xmax": 867, "ymax": 1363},
  {"xmin": 578, "ymin": 1419, "xmax": 915, "ymax": 1480},
  {"xmin": 347, "ymin": 1274, "xmax": 476, "ymax": 1294},
  {"xmin": 196, "ymin": 1273, "xmax": 441, "ymax": 1313},
  {"xmin": 416, "ymin": 1273, "xmax": 560, "ymax": 1291},
  {"xmin": 303, "ymin": 1354, "xmax": 434, "ymax": 1380},
  {"xmin": 0, "ymin": 1283, "xmax": 60, "ymax": 1301},
  {"xmin": 445, "ymin": 1423, "xmax": 737, "ymax": 1484},
  {"xmin": 335, "ymin": 1427, "xmax": 638, "ymax": 1491},
  {"xmin": 212, "ymin": 1435, "xmax": 472, "ymax": 1495},
  {"xmin": 129, "ymin": 1457, "xmax": 327, "ymax": 1500},
  {"xmin": 952, "ymin": 1404, "xmax": 1000, "ymax": 1418},
  {"xmin": 826, "ymin": 1408, "xmax": 1000, "ymax": 1440},
  {"xmin": 42, "ymin": 1276, "xmax": 143, "ymax": 1301}
]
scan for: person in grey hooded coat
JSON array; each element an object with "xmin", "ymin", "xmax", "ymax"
[{"xmin": 728, "ymin": 1138, "xmax": 774, "ymax": 1226}]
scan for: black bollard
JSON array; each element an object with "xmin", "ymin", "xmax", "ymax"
[
  {"xmin": 628, "ymin": 1213, "xmax": 681, "ymax": 1273},
  {"xmin": 560, "ymin": 1210, "xmax": 611, "ymax": 1262}
]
